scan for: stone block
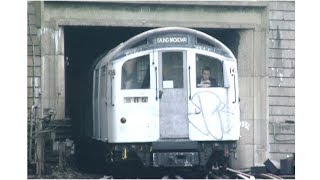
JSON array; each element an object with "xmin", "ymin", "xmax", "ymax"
[
  {"xmin": 269, "ymin": 134, "xmax": 295, "ymax": 144},
  {"xmin": 269, "ymin": 20, "xmax": 295, "ymax": 30},
  {"xmin": 28, "ymin": 77, "xmax": 41, "ymax": 88},
  {"xmin": 27, "ymin": 25, "xmax": 38, "ymax": 35},
  {"xmin": 28, "ymin": 35, "xmax": 40, "ymax": 46},
  {"xmin": 268, "ymin": 68, "xmax": 295, "ymax": 78},
  {"xmin": 269, "ymin": 77, "xmax": 295, "ymax": 87},
  {"xmin": 269, "ymin": 106, "xmax": 295, "ymax": 116},
  {"xmin": 269, "ymin": 144, "xmax": 295, "ymax": 154},
  {"xmin": 28, "ymin": 45, "xmax": 41, "ymax": 56},
  {"xmin": 269, "ymin": 122, "xmax": 295, "ymax": 135},
  {"xmin": 27, "ymin": 14, "xmax": 36, "ymax": 25},
  {"xmin": 27, "ymin": 56, "xmax": 41, "ymax": 66},
  {"xmin": 269, "ymin": 58, "xmax": 295, "ymax": 69},
  {"xmin": 269, "ymin": 96, "xmax": 295, "ymax": 106},
  {"xmin": 269, "ymin": 11, "xmax": 295, "ymax": 21},
  {"xmin": 269, "ymin": 30, "xmax": 295, "ymax": 40},
  {"xmin": 269, "ymin": 49, "xmax": 295, "ymax": 59},
  {"xmin": 269, "ymin": 115, "xmax": 295, "ymax": 123},
  {"xmin": 268, "ymin": 87, "xmax": 295, "ymax": 96},
  {"xmin": 269, "ymin": 39, "xmax": 295, "ymax": 49},
  {"xmin": 27, "ymin": 66, "xmax": 41, "ymax": 77},
  {"xmin": 27, "ymin": 2, "xmax": 35, "ymax": 14},
  {"xmin": 269, "ymin": 1, "xmax": 295, "ymax": 11}
]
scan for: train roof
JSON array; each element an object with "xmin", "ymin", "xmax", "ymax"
[{"xmin": 94, "ymin": 27, "xmax": 236, "ymax": 69}]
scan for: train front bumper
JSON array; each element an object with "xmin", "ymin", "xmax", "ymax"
[{"xmin": 152, "ymin": 152, "xmax": 200, "ymax": 167}]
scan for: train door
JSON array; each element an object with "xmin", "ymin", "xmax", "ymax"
[
  {"xmin": 159, "ymin": 51, "xmax": 189, "ymax": 139},
  {"xmin": 99, "ymin": 65, "xmax": 108, "ymax": 141}
]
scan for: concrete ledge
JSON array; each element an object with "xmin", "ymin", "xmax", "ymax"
[{"xmin": 50, "ymin": 1, "xmax": 269, "ymax": 7}]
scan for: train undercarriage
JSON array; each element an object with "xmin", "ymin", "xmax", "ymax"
[{"xmin": 76, "ymin": 138, "xmax": 237, "ymax": 173}]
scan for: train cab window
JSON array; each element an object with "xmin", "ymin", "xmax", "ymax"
[
  {"xmin": 196, "ymin": 54, "xmax": 224, "ymax": 88},
  {"xmin": 121, "ymin": 55, "xmax": 150, "ymax": 89},
  {"xmin": 162, "ymin": 52, "xmax": 183, "ymax": 88}
]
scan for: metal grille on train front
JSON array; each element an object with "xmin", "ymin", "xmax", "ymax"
[{"xmin": 92, "ymin": 31, "xmax": 240, "ymax": 143}]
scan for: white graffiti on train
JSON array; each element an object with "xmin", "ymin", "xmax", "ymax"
[{"xmin": 189, "ymin": 91, "xmax": 235, "ymax": 140}]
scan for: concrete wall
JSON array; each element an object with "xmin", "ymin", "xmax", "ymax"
[
  {"xmin": 267, "ymin": 1, "xmax": 295, "ymax": 160},
  {"xmin": 27, "ymin": 1, "xmax": 66, "ymax": 120},
  {"xmin": 231, "ymin": 28, "xmax": 269, "ymax": 168}
]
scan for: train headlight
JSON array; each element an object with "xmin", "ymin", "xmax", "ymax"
[{"xmin": 120, "ymin": 117, "xmax": 126, "ymax": 124}]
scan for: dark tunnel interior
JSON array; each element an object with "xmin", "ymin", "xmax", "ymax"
[{"xmin": 64, "ymin": 26, "xmax": 240, "ymax": 137}]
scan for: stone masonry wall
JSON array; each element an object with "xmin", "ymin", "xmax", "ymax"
[
  {"xmin": 27, "ymin": 1, "xmax": 41, "ymax": 119},
  {"xmin": 268, "ymin": 1, "xmax": 295, "ymax": 160}
]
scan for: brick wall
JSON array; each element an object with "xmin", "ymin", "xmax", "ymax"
[
  {"xmin": 27, "ymin": 1, "xmax": 41, "ymax": 119},
  {"xmin": 268, "ymin": 1, "xmax": 295, "ymax": 160}
]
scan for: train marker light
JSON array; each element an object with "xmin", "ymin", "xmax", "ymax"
[{"xmin": 120, "ymin": 117, "xmax": 126, "ymax": 124}]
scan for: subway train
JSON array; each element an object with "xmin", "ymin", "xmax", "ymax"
[{"xmin": 77, "ymin": 27, "xmax": 240, "ymax": 172}]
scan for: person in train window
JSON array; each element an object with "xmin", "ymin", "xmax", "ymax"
[
  {"xmin": 122, "ymin": 59, "xmax": 140, "ymax": 89},
  {"xmin": 197, "ymin": 66, "xmax": 219, "ymax": 88}
]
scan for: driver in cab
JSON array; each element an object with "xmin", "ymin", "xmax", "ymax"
[{"xmin": 197, "ymin": 66, "xmax": 219, "ymax": 88}]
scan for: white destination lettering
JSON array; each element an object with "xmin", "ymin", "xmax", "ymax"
[{"xmin": 156, "ymin": 37, "xmax": 187, "ymax": 43}]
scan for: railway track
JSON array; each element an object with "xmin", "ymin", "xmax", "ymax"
[
  {"xmin": 208, "ymin": 167, "xmax": 291, "ymax": 179},
  {"xmin": 98, "ymin": 166, "xmax": 293, "ymax": 179}
]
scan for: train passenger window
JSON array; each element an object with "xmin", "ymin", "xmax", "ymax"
[
  {"xmin": 196, "ymin": 54, "xmax": 224, "ymax": 88},
  {"xmin": 162, "ymin": 52, "xmax": 183, "ymax": 88},
  {"xmin": 100, "ymin": 66, "xmax": 106, "ymax": 98},
  {"xmin": 94, "ymin": 69, "xmax": 99, "ymax": 120},
  {"xmin": 94, "ymin": 69, "xmax": 99, "ymax": 98},
  {"xmin": 121, "ymin": 55, "xmax": 150, "ymax": 89}
]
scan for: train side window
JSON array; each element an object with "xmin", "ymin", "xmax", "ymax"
[
  {"xmin": 121, "ymin": 55, "xmax": 150, "ymax": 89},
  {"xmin": 93, "ymin": 69, "xmax": 99, "ymax": 121},
  {"xmin": 196, "ymin": 54, "xmax": 224, "ymax": 88},
  {"xmin": 94, "ymin": 69, "xmax": 99, "ymax": 99}
]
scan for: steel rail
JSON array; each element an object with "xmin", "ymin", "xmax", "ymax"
[
  {"xmin": 259, "ymin": 173, "xmax": 284, "ymax": 179},
  {"xmin": 226, "ymin": 168, "xmax": 255, "ymax": 179}
]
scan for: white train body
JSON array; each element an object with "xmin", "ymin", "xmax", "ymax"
[{"xmin": 84, "ymin": 27, "xmax": 240, "ymax": 168}]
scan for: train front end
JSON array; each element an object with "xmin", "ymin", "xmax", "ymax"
[{"xmin": 92, "ymin": 27, "xmax": 240, "ymax": 169}]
